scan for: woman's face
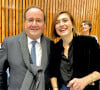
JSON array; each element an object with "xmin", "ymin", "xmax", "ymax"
[{"xmin": 55, "ymin": 13, "xmax": 73, "ymax": 37}]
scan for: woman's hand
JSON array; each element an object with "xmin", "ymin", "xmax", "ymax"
[
  {"xmin": 67, "ymin": 78, "xmax": 88, "ymax": 90},
  {"xmin": 67, "ymin": 71, "xmax": 100, "ymax": 90}
]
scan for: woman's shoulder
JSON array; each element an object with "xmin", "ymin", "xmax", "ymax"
[
  {"xmin": 54, "ymin": 39, "xmax": 64, "ymax": 51},
  {"xmin": 75, "ymin": 35, "xmax": 97, "ymax": 42},
  {"xmin": 55, "ymin": 39, "xmax": 63, "ymax": 47},
  {"xmin": 74, "ymin": 35, "xmax": 99, "ymax": 47}
]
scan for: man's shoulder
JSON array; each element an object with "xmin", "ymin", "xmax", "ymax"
[
  {"xmin": 43, "ymin": 36, "xmax": 54, "ymax": 43},
  {"xmin": 4, "ymin": 34, "xmax": 20, "ymax": 42},
  {"xmin": 43, "ymin": 36, "xmax": 50, "ymax": 40},
  {"xmin": 4, "ymin": 30, "xmax": 25, "ymax": 42},
  {"xmin": 1, "ymin": 34, "xmax": 22, "ymax": 47}
]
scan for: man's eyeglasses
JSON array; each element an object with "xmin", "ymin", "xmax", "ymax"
[{"xmin": 26, "ymin": 19, "xmax": 43, "ymax": 24}]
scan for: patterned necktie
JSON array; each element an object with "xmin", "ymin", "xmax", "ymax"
[{"xmin": 31, "ymin": 41, "xmax": 36, "ymax": 64}]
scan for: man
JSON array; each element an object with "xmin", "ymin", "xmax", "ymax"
[
  {"xmin": 80, "ymin": 20, "xmax": 98, "ymax": 42},
  {"xmin": 0, "ymin": 6, "xmax": 54, "ymax": 90},
  {"xmin": 81, "ymin": 20, "xmax": 92, "ymax": 35}
]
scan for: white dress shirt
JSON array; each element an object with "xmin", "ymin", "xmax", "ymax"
[
  {"xmin": 0, "ymin": 43, "xmax": 1, "ymax": 48},
  {"xmin": 27, "ymin": 37, "xmax": 42, "ymax": 66}
]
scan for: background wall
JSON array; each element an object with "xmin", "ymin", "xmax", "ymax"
[{"xmin": 0, "ymin": 0, "xmax": 100, "ymax": 43}]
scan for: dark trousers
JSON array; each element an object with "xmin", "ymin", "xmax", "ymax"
[{"xmin": 60, "ymin": 84, "xmax": 70, "ymax": 90}]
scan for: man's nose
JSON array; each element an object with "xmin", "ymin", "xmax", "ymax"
[{"xmin": 32, "ymin": 20, "xmax": 37, "ymax": 24}]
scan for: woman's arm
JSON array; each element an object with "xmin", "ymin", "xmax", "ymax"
[
  {"xmin": 50, "ymin": 77, "xmax": 58, "ymax": 90},
  {"xmin": 67, "ymin": 71, "xmax": 100, "ymax": 90}
]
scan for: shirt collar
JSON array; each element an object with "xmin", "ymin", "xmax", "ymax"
[{"xmin": 27, "ymin": 36, "xmax": 41, "ymax": 44}]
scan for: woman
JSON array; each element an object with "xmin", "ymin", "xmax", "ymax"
[{"xmin": 49, "ymin": 11, "xmax": 100, "ymax": 90}]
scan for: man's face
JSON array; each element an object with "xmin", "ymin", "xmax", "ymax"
[
  {"xmin": 81, "ymin": 23, "xmax": 90, "ymax": 35},
  {"xmin": 25, "ymin": 8, "xmax": 45, "ymax": 40}
]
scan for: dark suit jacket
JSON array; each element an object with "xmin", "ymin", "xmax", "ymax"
[
  {"xmin": 0, "ymin": 31, "xmax": 54, "ymax": 90},
  {"xmin": 50, "ymin": 35, "xmax": 100, "ymax": 90}
]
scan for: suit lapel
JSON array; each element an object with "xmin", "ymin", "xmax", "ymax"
[
  {"xmin": 41, "ymin": 36, "xmax": 48, "ymax": 71},
  {"xmin": 19, "ymin": 31, "xmax": 31, "ymax": 70},
  {"xmin": 19, "ymin": 32, "xmax": 49, "ymax": 71}
]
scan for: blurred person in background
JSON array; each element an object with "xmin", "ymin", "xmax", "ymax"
[{"xmin": 80, "ymin": 20, "xmax": 98, "ymax": 42}]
